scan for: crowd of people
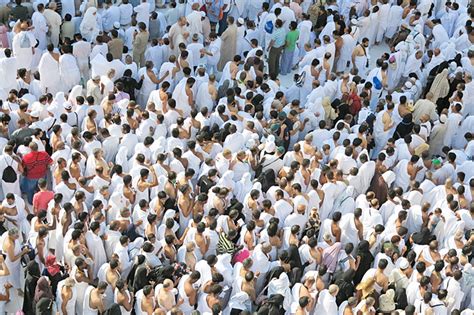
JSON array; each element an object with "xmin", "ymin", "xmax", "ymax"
[{"xmin": 0, "ymin": 0, "xmax": 472, "ymax": 314}]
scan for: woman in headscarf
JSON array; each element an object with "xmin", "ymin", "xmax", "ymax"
[
  {"xmin": 34, "ymin": 276, "xmax": 54, "ymax": 310},
  {"xmin": 23, "ymin": 261, "xmax": 41, "ymax": 314},
  {"xmin": 368, "ymin": 154, "xmax": 389, "ymax": 205},
  {"xmin": 80, "ymin": 7, "xmax": 99, "ymax": 42},
  {"xmin": 67, "ymin": 85, "xmax": 83, "ymax": 107},
  {"xmin": 286, "ymin": 244, "xmax": 303, "ymax": 286},
  {"xmin": 105, "ymin": 303, "xmax": 122, "ymax": 315},
  {"xmin": 234, "ymin": 173, "xmax": 253, "ymax": 202},
  {"xmin": 428, "ymin": 68, "xmax": 450, "ymax": 104},
  {"xmin": 127, "ymin": 255, "xmax": 148, "ymax": 294},
  {"xmin": 42, "ymin": 255, "xmax": 66, "ymax": 299},
  {"xmin": 392, "ymin": 113, "xmax": 414, "ymax": 141},
  {"xmin": 353, "ymin": 240, "xmax": 374, "ymax": 285},
  {"xmin": 334, "ymin": 269, "xmax": 356, "ymax": 306},
  {"xmin": 217, "ymin": 170, "xmax": 235, "ymax": 194}
]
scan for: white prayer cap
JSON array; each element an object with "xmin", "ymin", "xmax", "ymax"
[
  {"xmin": 455, "ymin": 67, "xmax": 463, "ymax": 74},
  {"xmin": 92, "ymin": 74, "xmax": 100, "ymax": 80},
  {"xmin": 113, "ymin": 22, "xmax": 120, "ymax": 29},
  {"xmin": 267, "ymin": 135, "xmax": 276, "ymax": 143},
  {"xmin": 200, "ymin": 11, "xmax": 206, "ymax": 17},
  {"xmin": 30, "ymin": 110, "xmax": 40, "ymax": 118},
  {"xmin": 265, "ymin": 141, "xmax": 275, "ymax": 153},
  {"xmin": 21, "ymin": 94, "xmax": 35, "ymax": 105},
  {"xmin": 449, "ymin": 61, "xmax": 457, "ymax": 72},
  {"xmin": 63, "ymin": 102, "xmax": 72, "ymax": 110},
  {"xmin": 246, "ymin": 139, "xmax": 256, "ymax": 149},
  {"xmin": 404, "ymin": 81, "xmax": 413, "ymax": 89},
  {"xmin": 439, "ymin": 114, "xmax": 447, "ymax": 123},
  {"xmin": 382, "ymin": 171, "xmax": 396, "ymax": 187},
  {"xmin": 237, "ymin": 18, "xmax": 244, "ymax": 25},
  {"xmin": 394, "ymin": 41, "xmax": 406, "ymax": 52},
  {"xmin": 398, "ymin": 257, "xmax": 409, "ymax": 270},
  {"xmin": 117, "ymin": 98, "xmax": 129, "ymax": 109}
]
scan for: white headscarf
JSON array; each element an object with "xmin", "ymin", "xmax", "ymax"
[
  {"xmin": 217, "ymin": 170, "xmax": 235, "ymax": 191},
  {"xmin": 235, "ymin": 173, "xmax": 252, "ymax": 201},
  {"xmin": 68, "ymin": 85, "xmax": 83, "ymax": 106},
  {"xmin": 80, "ymin": 7, "xmax": 98, "ymax": 40},
  {"xmin": 81, "ymin": 7, "xmax": 97, "ymax": 29}
]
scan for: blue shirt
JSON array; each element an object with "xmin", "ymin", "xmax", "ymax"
[
  {"xmin": 208, "ymin": 0, "xmax": 224, "ymax": 23},
  {"xmin": 271, "ymin": 27, "xmax": 286, "ymax": 48}
]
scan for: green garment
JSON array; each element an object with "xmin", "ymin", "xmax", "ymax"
[{"xmin": 285, "ymin": 30, "xmax": 299, "ymax": 52}]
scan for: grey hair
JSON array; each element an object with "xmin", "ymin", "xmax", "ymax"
[{"xmin": 8, "ymin": 227, "xmax": 19, "ymax": 236}]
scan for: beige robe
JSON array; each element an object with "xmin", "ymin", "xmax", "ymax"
[
  {"xmin": 43, "ymin": 9, "xmax": 62, "ymax": 47},
  {"xmin": 217, "ymin": 24, "xmax": 237, "ymax": 71}
]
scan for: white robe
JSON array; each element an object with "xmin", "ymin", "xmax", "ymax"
[
  {"xmin": 196, "ymin": 81, "xmax": 214, "ymax": 112},
  {"xmin": 0, "ymin": 56, "xmax": 18, "ymax": 95},
  {"xmin": 12, "ymin": 31, "xmax": 37, "ymax": 70},
  {"xmin": 38, "ymin": 52, "xmax": 61, "ymax": 94},
  {"xmin": 80, "ymin": 7, "xmax": 99, "ymax": 42},
  {"xmin": 32, "ymin": 11, "xmax": 48, "ymax": 50},
  {"xmin": 85, "ymin": 231, "xmax": 107, "ymax": 277},
  {"xmin": 59, "ymin": 54, "xmax": 81, "ymax": 92},
  {"xmin": 172, "ymin": 78, "xmax": 191, "ymax": 116},
  {"xmin": 315, "ymin": 290, "xmax": 338, "ymax": 314},
  {"xmin": 340, "ymin": 213, "xmax": 360, "ymax": 248}
]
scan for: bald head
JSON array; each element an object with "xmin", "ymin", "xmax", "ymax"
[
  {"xmin": 329, "ymin": 284, "xmax": 339, "ymax": 296},
  {"xmin": 262, "ymin": 242, "xmax": 272, "ymax": 254},
  {"xmin": 297, "ymin": 204, "xmax": 306, "ymax": 214}
]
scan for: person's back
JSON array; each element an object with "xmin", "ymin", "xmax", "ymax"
[
  {"xmin": 22, "ymin": 142, "xmax": 53, "ymax": 202},
  {"xmin": 11, "ymin": 0, "xmax": 29, "ymax": 21},
  {"xmin": 32, "ymin": 178, "xmax": 54, "ymax": 214},
  {"xmin": 61, "ymin": 20, "xmax": 75, "ymax": 41}
]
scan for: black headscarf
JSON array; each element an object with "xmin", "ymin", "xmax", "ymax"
[
  {"xmin": 23, "ymin": 261, "xmax": 41, "ymax": 314},
  {"xmin": 354, "ymin": 241, "xmax": 374, "ymax": 285},
  {"xmin": 287, "ymin": 244, "xmax": 303, "ymax": 270},
  {"xmin": 127, "ymin": 255, "xmax": 147, "ymax": 293},
  {"xmin": 411, "ymin": 227, "xmax": 433, "ymax": 245},
  {"xmin": 257, "ymin": 294, "xmax": 285, "ymax": 315},
  {"xmin": 335, "ymin": 269, "xmax": 356, "ymax": 305},
  {"xmin": 105, "ymin": 303, "xmax": 122, "ymax": 315},
  {"xmin": 393, "ymin": 113, "xmax": 414, "ymax": 141}
]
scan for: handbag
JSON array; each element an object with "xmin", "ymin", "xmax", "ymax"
[{"xmin": 296, "ymin": 71, "xmax": 306, "ymax": 87}]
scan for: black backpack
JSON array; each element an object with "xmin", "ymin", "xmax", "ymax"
[{"xmin": 2, "ymin": 158, "xmax": 17, "ymax": 183}]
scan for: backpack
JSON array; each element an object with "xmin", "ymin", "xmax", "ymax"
[
  {"xmin": 2, "ymin": 158, "xmax": 17, "ymax": 183},
  {"xmin": 296, "ymin": 71, "xmax": 306, "ymax": 87},
  {"xmin": 19, "ymin": 32, "xmax": 31, "ymax": 49},
  {"xmin": 264, "ymin": 20, "xmax": 274, "ymax": 34},
  {"xmin": 373, "ymin": 75, "xmax": 382, "ymax": 90}
]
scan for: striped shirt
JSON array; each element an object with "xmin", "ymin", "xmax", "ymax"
[{"xmin": 217, "ymin": 232, "xmax": 235, "ymax": 255}]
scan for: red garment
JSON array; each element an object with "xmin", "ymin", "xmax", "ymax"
[
  {"xmin": 32, "ymin": 191, "xmax": 54, "ymax": 214},
  {"xmin": 22, "ymin": 151, "xmax": 52, "ymax": 179},
  {"xmin": 45, "ymin": 255, "xmax": 60, "ymax": 276},
  {"xmin": 349, "ymin": 92, "xmax": 361, "ymax": 116}
]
